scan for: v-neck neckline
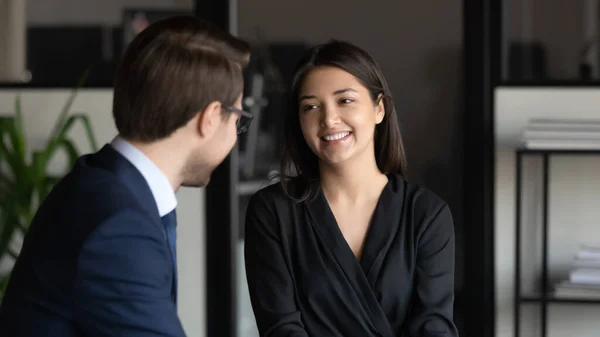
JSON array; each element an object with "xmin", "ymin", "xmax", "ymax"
[
  {"xmin": 304, "ymin": 173, "xmax": 402, "ymax": 337},
  {"xmin": 307, "ymin": 173, "xmax": 395, "ymax": 277}
]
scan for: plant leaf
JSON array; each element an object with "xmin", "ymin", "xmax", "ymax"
[
  {"xmin": 28, "ymin": 139, "xmax": 77, "ymax": 208},
  {"xmin": 45, "ymin": 114, "xmax": 96, "ymax": 163},
  {"xmin": 75, "ymin": 114, "xmax": 98, "ymax": 152},
  {"xmin": 0, "ymin": 197, "xmax": 18, "ymax": 267},
  {"xmin": 39, "ymin": 175, "xmax": 62, "ymax": 203},
  {"xmin": 0, "ymin": 270, "xmax": 12, "ymax": 298},
  {"xmin": 0, "ymin": 272, "xmax": 11, "ymax": 300},
  {"xmin": 0, "ymin": 116, "xmax": 27, "ymax": 184},
  {"xmin": 0, "ymin": 70, "xmax": 96, "ymax": 288},
  {"xmin": 0, "ymin": 172, "xmax": 14, "ymax": 201},
  {"xmin": 7, "ymin": 247, "xmax": 19, "ymax": 259},
  {"xmin": 47, "ymin": 67, "xmax": 91, "ymax": 142},
  {"xmin": 11, "ymin": 95, "xmax": 26, "ymax": 161},
  {"xmin": 56, "ymin": 114, "xmax": 97, "ymax": 152},
  {"xmin": 56, "ymin": 138, "xmax": 79, "ymax": 169},
  {"xmin": 30, "ymin": 150, "xmax": 47, "ymax": 184},
  {"xmin": 14, "ymin": 201, "xmax": 32, "ymax": 232}
]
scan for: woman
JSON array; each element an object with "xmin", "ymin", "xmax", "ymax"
[{"xmin": 244, "ymin": 40, "xmax": 458, "ymax": 337}]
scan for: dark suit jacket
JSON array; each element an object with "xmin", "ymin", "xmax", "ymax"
[
  {"xmin": 244, "ymin": 174, "xmax": 459, "ymax": 337},
  {"xmin": 0, "ymin": 145, "xmax": 185, "ymax": 336}
]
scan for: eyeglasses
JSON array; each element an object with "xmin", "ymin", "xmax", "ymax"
[{"xmin": 226, "ymin": 107, "xmax": 254, "ymax": 134}]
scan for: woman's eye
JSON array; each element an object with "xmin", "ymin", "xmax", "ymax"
[
  {"xmin": 339, "ymin": 98, "xmax": 354, "ymax": 104},
  {"xmin": 302, "ymin": 104, "xmax": 318, "ymax": 111}
]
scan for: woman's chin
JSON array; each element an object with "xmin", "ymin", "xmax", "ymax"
[{"xmin": 318, "ymin": 152, "xmax": 353, "ymax": 167}]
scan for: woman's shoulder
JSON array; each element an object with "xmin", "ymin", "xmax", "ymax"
[
  {"xmin": 249, "ymin": 177, "xmax": 309, "ymax": 211},
  {"xmin": 245, "ymin": 178, "xmax": 310, "ymax": 237},
  {"xmin": 253, "ymin": 176, "xmax": 311, "ymax": 201},
  {"xmin": 252, "ymin": 180, "xmax": 285, "ymax": 201},
  {"xmin": 391, "ymin": 174, "xmax": 453, "ymax": 228},
  {"xmin": 403, "ymin": 179, "xmax": 448, "ymax": 213}
]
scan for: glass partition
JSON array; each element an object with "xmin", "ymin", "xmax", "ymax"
[{"xmin": 502, "ymin": 0, "xmax": 600, "ymax": 82}]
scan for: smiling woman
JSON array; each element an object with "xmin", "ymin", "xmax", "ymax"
[
  {"xmin": 279, "ymin": 40, "xmax": 407, "ymax": 202},
  {"xmin": 297, "ymin": 67, "xmax": 385, "ymax": 168},
  {"xmin": 243, "ymin": 40, "xmax": 460, "ymax": 337}
]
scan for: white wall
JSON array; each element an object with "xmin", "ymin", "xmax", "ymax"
[
  {"xmin": 495, "ymin": 87, "xmax": 600, "ymax": 337},
  {"xmin": 0, "ymin": 89, "xmax": 205, "ymax": 337}
]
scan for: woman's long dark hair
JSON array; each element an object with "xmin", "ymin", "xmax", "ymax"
[{"xmin": 279, "ymin": 40, "xmax": 407, "ymax": 202}]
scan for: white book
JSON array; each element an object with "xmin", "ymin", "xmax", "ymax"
[
  {"xmin": 577, "ymin": 246, "xmax": 600, "ymax": 260},
  {"xmin": 570, "ymin": 268, "xmax": 600, "ymax": 284},
  {"xmin": 554, "ymin": 281, "xmax": 600, "ymax": 299},
  {"xmin": 581, "ymin": 244, "xmax": 600, "ymax": 250},
  {"xmin": 526, "ymin": 118, "xmax": 600, "ymax": 130},
  {"xmin": 555, "ymin": 288, "xmax": 600, "ymax": 299},
  {"xmin": 524, "ymin": 139, "xmax": 600, "ymax": 150},
  {"xmin": 574, "ymin": 258, "xmax": 600, "ymax": 268},
  {"xmin": 524, "ymin": 131, "xmax": 600, "ymax": 140}
]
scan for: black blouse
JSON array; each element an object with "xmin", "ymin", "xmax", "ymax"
[{"xmin": 244, "ymin": 174, "xmax": 459, "ymax": 337}]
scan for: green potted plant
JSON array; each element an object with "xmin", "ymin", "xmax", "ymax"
[{"xmin": 0, "ymin": 76, "xmax": 98, "ymax": 300}]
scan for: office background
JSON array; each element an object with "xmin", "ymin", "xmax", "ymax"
[{"xmin": 2, "ymin": 1, "xmax": 600, "ymax": 337}]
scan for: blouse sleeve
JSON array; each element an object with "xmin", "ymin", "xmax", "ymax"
[
  {"xmin": 244, "ymin": 192, "xmax": 310, "ymax": 337},
  {"xmin": 404, "ymin": 203, "xmax": 459, "ymax": 337}
]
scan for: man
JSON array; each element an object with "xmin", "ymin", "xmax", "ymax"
[{"xmin": 0, "ymin": 16, "xmax": 251, "ymax": 336}]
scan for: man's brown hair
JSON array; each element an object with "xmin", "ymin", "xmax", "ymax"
[{"xmin": 113, "ymin": 16, "xmax": 251, "ymax": 142}]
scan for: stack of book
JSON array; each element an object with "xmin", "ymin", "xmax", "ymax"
[
  {"xmin": 554, "ymin": 245, "xmax": 600, "ymax": 299},
  {"xmin": 522, "ymin": 118, "xmax": 600, "ymax": 150}
]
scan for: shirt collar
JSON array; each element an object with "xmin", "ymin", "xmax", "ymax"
[{"xmin": 110, "ymin": 136, "xmax": 177, "ymax": 217}]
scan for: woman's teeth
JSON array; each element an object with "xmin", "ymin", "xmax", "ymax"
[{"xmin": 323, "ymin": 132, "xmax": 350, "ymax": 141}]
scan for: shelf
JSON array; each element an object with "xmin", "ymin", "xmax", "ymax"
[
  {"xmin": 514, "ymin": 148, "xmax": 600, "ymax": 337},
  {"xmin": 517, "ymin": 148, "xmax": 600, "ymax": 155},
  {"xmin": 500, "ymin": 81, "xmax": 600, "ymax": 87},
  {"xmin": 520, "ymin": 294, "xmax": 600, "ymax": 304},
  {"xmin": 495, "ymin": 87, "xmax": 600, "ymax": 149}
]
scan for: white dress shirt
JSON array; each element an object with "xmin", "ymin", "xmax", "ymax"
[{"xmin": 110, "ymin": 136, "xmax": 177, "ymax": 217}]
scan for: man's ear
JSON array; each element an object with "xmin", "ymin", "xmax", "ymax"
[
  {"xmin": 375, "ymin": 94, "xmax": 385, "ymax": 125},
  {"xmin": 197, "ymin": 101, "xmax": 222, "ymax": 139}
]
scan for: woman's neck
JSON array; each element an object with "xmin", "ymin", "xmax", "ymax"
[{"xmin": 319, "ymin": 156, "xmax": 388, "ymax": 204}]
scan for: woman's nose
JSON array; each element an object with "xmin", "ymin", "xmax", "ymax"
[{"xmin": 320, "ymin": 105, "xmax": 340, "ymax": 127}]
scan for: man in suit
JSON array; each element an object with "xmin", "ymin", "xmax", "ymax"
[{"xmin": 0, "ymin": 16, "xmax": 251, "ymax": 336}]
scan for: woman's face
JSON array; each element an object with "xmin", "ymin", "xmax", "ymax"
[{"xmin": 298, "ymin": 66, "xmax": 384, "ymax": 167}]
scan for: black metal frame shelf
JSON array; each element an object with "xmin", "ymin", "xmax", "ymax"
[
  {"xmin": 514, "ymin": 147, "xmax": 600, "ymax": 337},
  {"xmin": 520, "ymin": 294, "xmax": 600, "ymax": 304}
]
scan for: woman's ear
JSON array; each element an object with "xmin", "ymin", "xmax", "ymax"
[{"xmin": 375, "ymin": 94, "xmax": 385, "ymax": 125}]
